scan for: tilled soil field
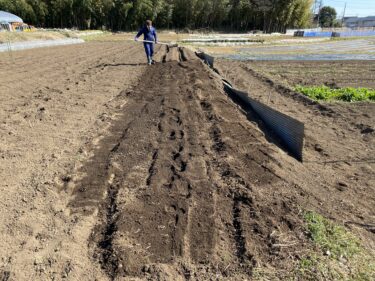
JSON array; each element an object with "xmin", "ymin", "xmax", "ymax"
[
  {"xmin": 216, "ymin": 59, "xmax": 375, "ymax": 246},
  {"xmin": 0, "ymin": 42, "xmax": 374, "ymax": 280},
  {"xmin": 245, "ymin": 60, "xmax": 375, "ymax": 88}
]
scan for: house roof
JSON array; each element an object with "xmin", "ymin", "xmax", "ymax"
[
  {"xmin": 344, "ymin": 16, "xmax": 375, "ymax": 23},
  {"xmin": 0, "ymin": 11, "xmax": 23, "ymax": 23},
  {"xmin": 362, "ymin": 16, "xmax": 375, "ymax": 21}
]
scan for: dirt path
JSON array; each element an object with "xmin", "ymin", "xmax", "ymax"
[{"xmin": 0, "ymin": 43, "xmax": 374, "ymax": 280}]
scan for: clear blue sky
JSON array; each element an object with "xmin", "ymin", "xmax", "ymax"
[{"xmin": 321, "ymin": 0, "xmax": 375, "ymax": 17}]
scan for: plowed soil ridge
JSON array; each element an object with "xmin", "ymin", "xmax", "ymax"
[{"xmin": 68, "ymin": 50, "xmax": 308, "ymax": 280}]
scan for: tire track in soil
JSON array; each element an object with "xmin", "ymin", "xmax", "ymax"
[
  {"xmin": 68, "ymin": 48, "xmax": 307, "ymax": 280},
  {"xmin": 194, "ymin": 81, "xmax": 257, "ymax": 272},
  {"xmin": 67, "ymin": 49, "xmax": 197, "ymax": 278},
  {"xmin": 190, "ymin": 65, "xmax": 308, "ymax": 276}
]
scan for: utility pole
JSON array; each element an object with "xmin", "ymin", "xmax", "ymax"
[
  {"xmin": 313, "ymin": 0, "xmax": 317, "ymax": 14},
  {"xmin": 342, "ymin": 2, "xmax": 347, "ymax": 27}
]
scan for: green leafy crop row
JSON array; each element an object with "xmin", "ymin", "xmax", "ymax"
[{"xmin": 294, "ymin": 85, "xmax": 375, "ymax": 102}]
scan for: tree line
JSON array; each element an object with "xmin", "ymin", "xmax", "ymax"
[{"xmin": 0, "ymin": 0, "xmax": 314, "ymax": 32}]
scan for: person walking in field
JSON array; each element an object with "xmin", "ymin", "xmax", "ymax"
[{"xmin": 135, "ymin": 20, "xmax": 158, "ymax": 65}]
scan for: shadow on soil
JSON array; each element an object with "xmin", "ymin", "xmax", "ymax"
[{"xmin": 224, "ymin": 86, "xmax": 293, "ymax": 159}]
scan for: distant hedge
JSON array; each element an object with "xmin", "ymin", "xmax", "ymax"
[{"xmin": 0, "ymin": 0, "xmax": 313, "ymax": 32}]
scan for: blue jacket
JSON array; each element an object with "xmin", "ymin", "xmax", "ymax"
[{"xmin": 135, "ymin": 26, "xmax": 157, "ymax": 42}]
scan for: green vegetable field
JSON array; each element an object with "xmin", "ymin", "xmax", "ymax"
[{"xmin": 295, "ymin": 85, "xmax": 375, "ymax": 102}]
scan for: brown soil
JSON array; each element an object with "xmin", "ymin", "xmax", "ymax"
[
  {"xmin": 216, "ymin": 58, "xmax": 375, "ymax": 243},
  {"xmin": 0, "ymin": 43, "xmax": 374, "ymax": 280},
  {"xmin": 0, "ymin": 41, "xmax": 151, "ymax": 280},
  {"xmin": 246, "ymin": 60, "xmax": 375, "ymax": 89}
]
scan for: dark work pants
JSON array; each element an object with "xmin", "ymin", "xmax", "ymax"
[{"xmin": 143, "ymin": 42, "xmax": 154, "ymax": 60}]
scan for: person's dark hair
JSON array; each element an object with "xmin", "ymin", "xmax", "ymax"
[{"xmin": 146, "ymin": 20, "xmax": 152, "ymax": 26}]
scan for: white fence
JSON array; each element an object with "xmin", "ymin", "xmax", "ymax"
[{"xmin": 0, "ymin": 38, "xmax": 84, "ymax": 52}]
